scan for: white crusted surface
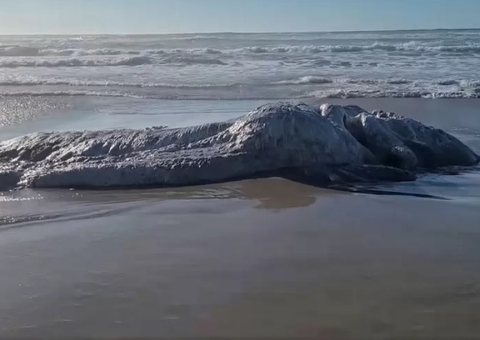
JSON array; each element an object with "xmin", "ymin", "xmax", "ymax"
[{"xmin": 0, "ymin": 102, "xmax": 477, "ymax": 189}]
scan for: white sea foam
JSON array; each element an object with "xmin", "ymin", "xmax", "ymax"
[
  {"xmin": 2, "ymin": 75, "xmax": 476, "ymax": 89},
  {"xmin": 0, "ymin": 54, "xmax": 231, "ymax": 68},
  {"xmin": 0, "ymin": 90, "xmax": 148, "ymax": 99},
  {"xmin": 0, "ymin": 78, "xmax": 239, "ymax": 88},
  {"xmin": 40, "ymin": 48, "xmax": 141, "ymax": 56},
  {"xmin": 0, "ymin": 88, "xmax": 477, "ymax": 101},
  {"xmin": 0, "ymin": 30, "xmax": 479, "ymax": 99},
  {"xmin": 0, "ymin": 74, "xmax": 478, "ymax": 100},
  {"xmin": 230, "ymin": 43, "xmax": 480, "ymax": 54},
  {"xmin": 1, "ymin": 42, "xmax": 480, "ymax": 58},
  {"xmin": 274, "ymin": 76, "xmax": 333, "ymax": 85},
  {"xmin": 0, "ymin": 56, "xmax": 152, "ymax": 68},
  {"xmin": 308, "ymin": 89, "xmax": 480, "ymax": 99}
]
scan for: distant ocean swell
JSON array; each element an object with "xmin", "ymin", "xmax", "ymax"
[
  {"xmin": 1, "ymin": 42, "xmax": 480, "ymax": 58},
  {"xmin": 1, "ymin": 30, "xmax": 479, "ymax": 100},
  {"xmin": 0, "ymin": 56, "xmax": 152, "ymax": 68},
  {"xmin": 0, "ymin": 55, "xmax": 238, "ymax": 68},
  {"xmin": 0, "ymin": 76, "xmax": 478, "ymax": 88},
  {"xmin": 0, "ymin": 88, "xmax": 478, "ymax": 100}
]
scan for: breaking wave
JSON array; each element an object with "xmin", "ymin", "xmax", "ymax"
[
  {"xmin": 274, "ymin": 76, "xmax": 333, "ymax": 85},
  {"xmin": 1, "ymin": 88, "xmax": 479, "ymax": 100},
  {"xmin": 0, "ymin": 46, "xmax": 141, "ymax": 57},
  {"xmin": 2, "ymin": 76, "xmax": 477, "ymax": 89},
  {"xmin": 0, "ymin": 56, "xmax": 152, "ymax": 68},
  {"xmin": 309, "ymin": 89, "xmax": 480, "ymax": 99},
  {"xmin": 0, "ymin": 90, "xmax": 148, "ymax": 99},
  {"xmin": 2, "ymin": 42, "xmax": 480, "ymax": 58},
  {"xmin": 0, "ymin": 79, "xmax": 240, "ymax": 88},
  {"xmin": 0, "ymin": 54, "xmax": 230, "ymax": 68},
  {"xmin": 158, "ymin": 55, "xmax": 228, "ymax": 65},
  {"xmin": 231, "ymin": 43, "xmax": 480, "ymax": 54}
]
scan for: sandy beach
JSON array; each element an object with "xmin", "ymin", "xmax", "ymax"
[
  {"xmin": 1, "ymin": 176, "xmax": 480, "ymax": 338},
  {"xmin": 0, "ymin": 95, "xmax": 479, "ymax": 338},
  {"xmin": 2, "ymin": 6, "xmax": 480, "ymax": 337}
]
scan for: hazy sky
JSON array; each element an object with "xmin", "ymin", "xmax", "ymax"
[{"xmin": 1, "ymin": 0, "xmax": 479, "ymax": 34}]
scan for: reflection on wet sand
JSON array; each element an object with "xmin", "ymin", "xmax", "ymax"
[
  {"xmin": 1, "ymin": 177, "xmax": 340, "ymax": 211},
  {"xmin": 229, "ymin": 178, "xmax": 339, "ymax": 210},
  {"xmin": 0, "ymin": 178, "xmax": 333, "ymax": 232}
]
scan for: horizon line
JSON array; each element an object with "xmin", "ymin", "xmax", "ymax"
[{"xmin": 1, "ymin": 27, "xmax": 479, "ymax": 36}]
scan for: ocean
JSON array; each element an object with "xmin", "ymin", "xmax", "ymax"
[
  {"xmin": 1, "ymin": 30, "xmax": 480, "ymax": 338},
  {"xmin": 0, "ymin": 29, "xmax": 480, "ymax": 100}
]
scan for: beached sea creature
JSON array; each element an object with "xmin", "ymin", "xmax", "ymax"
[{"xmin": 0, "ymin": 102, "xmax": 478, "ymax": 190}]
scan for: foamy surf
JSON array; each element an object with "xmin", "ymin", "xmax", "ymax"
[
  {"xmin": 0, "ymin": 56, "xmax": 153, "ymax": 68},
  {"xmin": 1, "ymin": 30, "xmax": 479, "ymax": 100},
  {"xmin": 2, "ymin": 42, "xmax": 480, "ymax": 57}
]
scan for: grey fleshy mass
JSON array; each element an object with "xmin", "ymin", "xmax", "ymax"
[{"xmin": 0, "ymin": 102, "xmax": 478, "ymax": 190}]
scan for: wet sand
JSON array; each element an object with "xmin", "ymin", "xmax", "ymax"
[
  {"xmin": 0, "ymin": 176, "xmax": 479, "ymax": 339},
  {"xmin": 0, "ymin": 97, "xmax": 480, "ymax": 338}
]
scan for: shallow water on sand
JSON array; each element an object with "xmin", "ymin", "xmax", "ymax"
[
  {"xmin": 0, "ymin": 97, "xmax": 480, "ymax": 338},
  {"xmin": 1, "ymin": 178, "xmax": 480, "ymax": 338}
]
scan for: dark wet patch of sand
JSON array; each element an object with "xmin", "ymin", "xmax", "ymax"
[{"xmin": 0, "ymin": 177, "xmax": 480, "ymax": 338}]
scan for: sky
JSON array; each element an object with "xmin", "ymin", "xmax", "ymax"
[{"xmin": 0, "ymin": 0, "xmax": 479, "ymax": 34}]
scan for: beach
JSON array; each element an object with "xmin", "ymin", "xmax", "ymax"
[
  {"xmin": 1, "ymin": 95, "xmax": 480, "ymax": 338},
  {"xmin": 1, "ymin": 29, "xmax": 480, "ymax": 338},
  {"xmin": 1, "ymin": 173, "xmax": 480, "ymax": 338}
]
